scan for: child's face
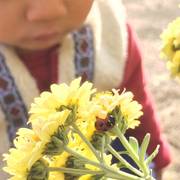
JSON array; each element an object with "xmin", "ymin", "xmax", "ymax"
[{"xmin": 0, "ymin": 0, "xmax": 93, "ymax": 51}]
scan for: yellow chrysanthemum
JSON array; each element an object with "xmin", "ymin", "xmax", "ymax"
[
  {"xmin": 34, "ymin": 110, "xmax": 70, "ymax": 142},
  {"xmin": 33, "ymin": 109, "xmax": 91, "ymax": 157},
  {"xmin": 29, "ymin": 78, "xmax": 96, "ymax": 126},
  {"xmin": 166, "ymin": 50, "xmax": 180, "ymax": 78},
  {"xmin": 3, "ymin": 129, "xmax": 43, "ymax": 180},
  {"xmin": 118, "ymin": 91, "xmax": 143, "ymax": 129},
  {"xmin": 75, "ymin": 109, "xmax": 97, "ymax": 140},
  {"xmin": 160, "ymin": 17, "xmax": 180, "ymax": 78},
  {"xmin": 13, "ymin": 128, "xmax": 40, "ymax": 151},
  {"xmin": 91, "ymin": 91, "xmax": 116, "ymax": 119},
  {"xmin": 79, "ymin": 175, "xmax": 93, "ymax": 180},
  {"xmin": 48, "ymin": 152, "xmax": 70, "ymax": 180},
  {"xmin": 92, "ymin": 89, "xmax": 143, "ymax": 129},
  {"xmin": 49, "ymin": 172, "xmax": 64, "ymax": 180}
]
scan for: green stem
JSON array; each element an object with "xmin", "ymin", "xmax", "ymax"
[
  {"xmin": 139, "ymin": 134, "xmax": 150, "ymax": 176},
  {"xmin": 140, "ymin": 161, "xmax": 149, "ymax": 177},
  {"xmin": 64, "ymin": 146, "xmax": 142, "ymax": 180},
  {"xmin": 101, "ymin": 135, "xmax": 105, "ymax": 162},
  {"xmin": 72, "ymin": 123, "xmax": 102, "ymax": 162},
  {"xmin": 49, "ymin": 167, "xmax": 104, "ymax": 176},
  {"xmin": 107, "ymin": 144, "xmax": 143, "ymax": 177},
  {"xmin": 64, "ymin": 146, "xmax": 100, "ymax": 168},
  {"xmin": 113, "ymin": 126, "xmax": 140, "ymax": 164},
  {"xmin": 64, "ymin": 146, "xmax": 116, "ymax": 177},
  {"xmin": 113, "ymin": 126, "xmax": 151, "ymax": 178}
]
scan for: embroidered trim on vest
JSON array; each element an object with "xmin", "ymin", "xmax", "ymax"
[
  {"xmin": 73, "ymin": 25, "xmax": 94, "ymax": 82},
  {"xmin": 0, "ymin": 53, "xmax": 28, "ymax": 143}
]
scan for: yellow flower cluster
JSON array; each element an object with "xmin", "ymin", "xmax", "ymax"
[
  {"xmin": 3, "ymin": 78, "xmax": 143, "ymax": 180},
  {"xmin": 160, "ymin": 17, "xmax": 180, "ymax": 78},
  {"xmin": 92, "ymin": 89, "xmax": 143, "ymax": 131}
]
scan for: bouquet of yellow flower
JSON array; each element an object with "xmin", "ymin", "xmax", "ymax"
[
  {"xmin": 160, "ymin": 17, "xmax": 180, "ymax": 79},
  {"xmin": 3, "ymin": 78, "xmax": 159, "ymax": 180}
]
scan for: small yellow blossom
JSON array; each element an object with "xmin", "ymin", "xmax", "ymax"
[
  {"xmin": 48, "ymin": 152, "xmax": 70, "ymax": 180},
  {"xmin": 92, "ymin": 89, "xmax": 143, "ymax": 130},
  {"xmin": 167, "ymin": 50, "xmax": 180, "ymax": 78},
  {"xmin": 118, "ymin": 91, "xmax": 143, "ymax": 129},
  {"xmin": 79, "ymin": 175, "xmax": 93, "ymax": 180},
  {"xmin": 3, "ymin": 129, "xmax": 43, "ymax": 180},
  {"xmin": 30, "ymin": 78, "xmax": 97, "ymax": 143},
  {"xmin": 34, "ymin": 110, "xmax": 70, "ymax": 143},
  {"xmin": 160, "ymin": 17, "xmax": 180, "ymax": 78},
  {"xmin": 29, "ymin": 78, "xmax": 96, "ymax": 125}
]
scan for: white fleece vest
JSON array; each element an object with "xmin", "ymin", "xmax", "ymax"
[{"xmin": 0, "ymin": 0, "xmax": 127, "ymax": 178}]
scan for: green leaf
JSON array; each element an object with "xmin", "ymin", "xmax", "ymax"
[
  {"xmin": 139, "ymin": 133, "xmax": 150, "ymax": 162},
  {"xmin": 129, "ymin": 137, "xmax": 139, "ymax": 154},
  {"xmin": 145, "ymin": 145, "xmax": 160, "ymax": 165}
]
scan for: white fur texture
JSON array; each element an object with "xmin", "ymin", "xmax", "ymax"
[
  {"xmin": 59, "ymin": 0, "xmax": 128, "ymax": 91},
  {"xmin": 0, "ymin": 45, "xmax": 39, "ymax": 178}
]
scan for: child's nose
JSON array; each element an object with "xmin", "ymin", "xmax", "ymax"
[{"xmin": 26, "ymin": 0, "xmax": 67, "ymax": 22}]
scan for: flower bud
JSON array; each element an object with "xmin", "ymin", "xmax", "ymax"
[
  {"xmin": 91, "ymin": 132, "xmax": 111, "ymax": 150},
  {"xmin": 66, "ymin": 156, "xmax": 85, "ymax": 169},
  {"xmin": 44, "ymin": 126, "xmax": 69, "ymax": 155},
  {"xmin": 64, "ymin": 156, "xmax": 85, "ymax": 179},
  {"xmin": 65, "ymin": 105, "xmax": 78, "ymax": 125},
  {"xmin": 111, "ymin": 106, "xmax": 128, "ymax": 134},
  {"xmin": 27, "ymin": 159, "xmax": 49, "ymax": 180}
]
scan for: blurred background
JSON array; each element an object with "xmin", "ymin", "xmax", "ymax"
[{"xmin": 123, "ymin": 0, "xmax": 180, "ymax": 179}]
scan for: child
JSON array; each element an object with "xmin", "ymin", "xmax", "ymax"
[{"xmin": 0, "ymin": 0, "xmax": 171, "ymax": 179}]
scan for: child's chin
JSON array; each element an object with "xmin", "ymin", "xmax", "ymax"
[
  {"xmin": 16, "ymin": 36, "xmax": 62, "ymax": 51},
  {"xmin": 19, "ymin": 41, "xmax": 60, "ymax": 51}
]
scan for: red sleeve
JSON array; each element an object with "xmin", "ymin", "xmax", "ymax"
[{"xmin": 120, "ymin": 24, "xmax": 171, "ymax": 170}]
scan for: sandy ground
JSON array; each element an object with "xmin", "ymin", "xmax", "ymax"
[{"xmin": 123, "ymin": 0, "xmax": 180, "ymax": 179}]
